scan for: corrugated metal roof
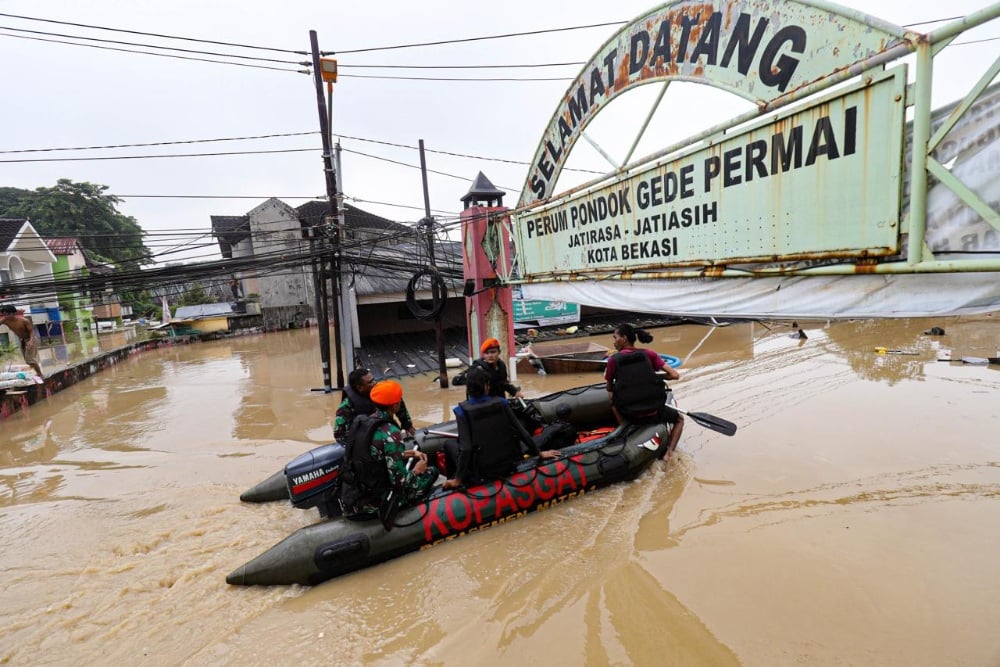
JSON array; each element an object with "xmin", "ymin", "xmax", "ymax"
[
  {"xmin": 357, "ymin": 328, "xmax": 471, "ymax": 379},
  {"xmin": 174, "ymin": 303, "xmax": 235, "ymax": 318}
]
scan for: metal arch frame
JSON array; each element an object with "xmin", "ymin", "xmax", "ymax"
[{"xmin": 504, "ymin": 1, "xmax": 1000, "ymax": 285}]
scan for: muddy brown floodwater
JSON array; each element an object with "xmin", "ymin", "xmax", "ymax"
[{"xmin": 2, "ymin": 317, "xmax": 999, "ymax": 666}]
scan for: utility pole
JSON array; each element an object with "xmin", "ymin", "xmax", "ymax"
[
  {"xmin": 418, "ymin": 139, "xmax": 449, "ymax": 388},
  {"xmin": 334, "ymin": 141, "xmax": 359, "ymax": 366},
  {"xmin": 309, "ymin": 30, "xmax": 344, "ymax": 391}
]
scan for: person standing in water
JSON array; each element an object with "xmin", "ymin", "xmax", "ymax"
[{"xmin": 0, "ymin": 305, "xmax": 43, "ymax": 377}]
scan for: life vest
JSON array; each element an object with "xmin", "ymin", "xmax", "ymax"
[
  {"xmin": 343, "ymin": 385, "xmax": 376, "ymax": 417},
  {"xmin": 610, "ymin": 350, "xmax": 666, "ymax": 418},
  {"xmin": 470, "ymin": 358, "xmax": 514, "ymax": 398},
  {"xmin": 338, "ymin": 414, "xmax": 390, "ymax": 513},
  {"xmin": 459, "ymin": 398, "xmax": 523, "ymax": 480}
]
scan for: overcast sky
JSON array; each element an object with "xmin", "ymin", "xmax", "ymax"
[{"xmin": 0, "ymin": 0, "xmax": 996, "ymax": 265}]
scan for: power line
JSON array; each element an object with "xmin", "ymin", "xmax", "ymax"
[
  {"xmin": 339, "ymin": 147, "xmax": 519, "ymax": 191},
  {"xmin": 338, "ymin": 73, "xmax": 571, "ymax": 82},
  {"xmin": 109, "ymin": 194, "xmax": 325, "ymax": 200},
  {"xmin": 0, "ymin": 11, "xmax": 306, "ymax": 54},
  {"xmin": 339, "ymin": 61, "xmax": 584, "ymax": 70},
  {"xmin": 0, "ymin": 131, "xmax": 319, "ymax": 154},
  {"xmin": 0, "ymin": 129, "xmax": 602, "ymax": 176},
  {"xmin": 334, "ymin": 133, "xmax": 604, "ymax": 175},
  {"xmin": 341, "ymin": 195, "xmax": 457, "ymax": 216},
  {"xmin": 332, "ymin": 20, "xmax": 628, "ymax": 54},
  {"xmin": 0, "ymin": 24, "xmax": 305, "ymax": 65},
  {"xmin": 0, "ymin": 32, "xmax": 308, "ymax": 73},
  {"xmin": 0, "ymin": 146, "xmax": 318, "ymax": 163}
]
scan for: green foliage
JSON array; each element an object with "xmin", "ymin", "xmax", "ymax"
[
  {"xmin": 176, "ymin": 285, "xmax": 209, "ymax": 307},
  {"xmin": 121, "ymin": 288, "xmax": 157, "ymax": 319},
  {"xmin": 0, "ymin": 179, "xmax": 153, "ymax": 270}
]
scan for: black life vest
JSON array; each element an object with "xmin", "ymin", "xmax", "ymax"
[
  {"xmin": 343, "ymin": 385, "xmax": 376, "ymax": 417},
  {"xmin": 338, "ymin": 414, "xmax": 390, "ymax": 512},
  {"xmin": 610, "ymin": 350, "xmax": 666, "ymax": 418},
  {"xmin": 459, "ymin": 399, "xmax": 523, "ymax": 480},
  {"xmin": 471, "ymin": 358, "xmax": 511, "ymax": 398}
]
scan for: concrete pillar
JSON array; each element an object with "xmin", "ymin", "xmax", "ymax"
[{"xmin": 461, "ymin": 205, "xmax": 516, "ymax": 368}]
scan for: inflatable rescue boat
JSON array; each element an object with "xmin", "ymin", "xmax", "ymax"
[{"xmin": 227, "ymin": 384, "xmax": 674, "ymax": 587}]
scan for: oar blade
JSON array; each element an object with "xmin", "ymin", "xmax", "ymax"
[{"xmin": 687, "ymin": 410, "xmax": 737, "ymax": 436}]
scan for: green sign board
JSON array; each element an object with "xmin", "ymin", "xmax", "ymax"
[
  {"xmin": 513, "ymin": 67, "xmax": 906, "ymax": 278},
  {"xmin": 513, "ymin": 299, "xmax": 580, "ymax": 326}
]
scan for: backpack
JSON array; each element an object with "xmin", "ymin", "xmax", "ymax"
[{"xmin": 339, "ymin": 414, "xmax": 391, "ymax": 513}]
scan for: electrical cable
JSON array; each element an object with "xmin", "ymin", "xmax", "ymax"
[
  {"xmin": 332, "ymin": 21, "xmax": 628, "ymax": 54},
  {"xmin": 0, "ymin": 131, "xmax": 319, "ymax": 154},
  {"xmin": 0, "ymin": 24, "xmax": 305, "ymax": 65},
  {"xmin": 0, "ymin": 11, "xmax": 306, "ymax": 54},
  {"xmin": 0, "ymin": 146, "xmax": 319, "ymax": 163},
  {"xmin": 338, "ymin": 61, "xmax": 584, "ymax": 70},
  {"xmin": 0, "ymin": 32, "xmax": 308, "ymax": 73}
]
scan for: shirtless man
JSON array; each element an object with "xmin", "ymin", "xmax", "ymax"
[{"xmin": 0, "ymin": 305, "xmax": 43, "ymax": 376}]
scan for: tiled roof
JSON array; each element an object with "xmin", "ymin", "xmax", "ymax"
[
  {"xmin": 0, "ymin": 218, "xmax": 27, "ymax": 252},
  {"xmin": 295, "ymin": 201, "xmax": 412, "ymax": 233},
  {"xmin": 43, "ymin": 237, "xmax": 84, "ymax": 255}
]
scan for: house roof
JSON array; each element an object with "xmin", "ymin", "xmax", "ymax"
[
  {"xmin": 295, "ymin": 200, "xmax": 413, "ymax": 235},
  {"xmin": 43, "ymin": 237, "xmax": 85, "ymax": 256},
  {"xmin": 0, "ymin": 218, "xmax": 28, "ymax": 252},
  {"xmin": 0, "ymin": 218, "xmax": 57, "ymax": 264},
  {"xmin": 210, "ymin": 215, "xmax": 250, "ymax": 258},
  {"xmin": 174, "ymin": 302, "xmax": 236, "ymax": 319}
]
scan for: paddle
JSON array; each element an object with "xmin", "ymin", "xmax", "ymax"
[
  {"xmin": 669, "ymin": 405, "xmax": 737, "ymax": 437},
  {"xmin": 378, "ymin": 443, "xmax": 421, "ymax": 531}
]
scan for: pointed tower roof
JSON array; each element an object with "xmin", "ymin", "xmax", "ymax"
[{"xmin": 460, "ymin": 172, "xmax": 505, "ymax": 209}]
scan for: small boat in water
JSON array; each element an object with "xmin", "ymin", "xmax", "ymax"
[
  {"xmin": 516, "ymin": 340, "xmax": 682, "ymax": 375},
  {"xmin": 228, "ymin": 384, "xmax": 675, "ymax": 586},
  {"xmin": 515, "ymin": 340, "xmax": 612, "ymax": 375}
]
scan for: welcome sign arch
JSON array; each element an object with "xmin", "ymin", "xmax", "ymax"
[{"xmin": 503, "ymin": 0, "xmax": 1000, "ymax": 318}]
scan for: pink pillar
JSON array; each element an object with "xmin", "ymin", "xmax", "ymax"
[{"xmin": 461, "ymin": 205, "xmax": 516, "ymax": 366}]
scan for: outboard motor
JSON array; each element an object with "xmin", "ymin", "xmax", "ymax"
[{"xmin": 285, "ymin": 443, "xmax": 346, "ymax": 518}]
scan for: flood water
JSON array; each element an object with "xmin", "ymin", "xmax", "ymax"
[{"xmin": 2, "ymin": 317, "xmax": 999, "ymax": 666}]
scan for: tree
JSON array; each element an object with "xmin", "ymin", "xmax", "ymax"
[
  {"xmin": 0, "ymin": 179, "xmax": 152, "ymax": 270},
  {"xmin": 176, "ymin": 284, "xmax": 209, "ymax": 307}
]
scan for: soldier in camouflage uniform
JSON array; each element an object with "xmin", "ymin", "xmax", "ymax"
[
  {"xmin": 333, "ymin": 368, "xmax": 415, "ymax": 441},
  {"xmin": 351, "ymin": 380, "xmax": 438, "ymax": 516}
]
